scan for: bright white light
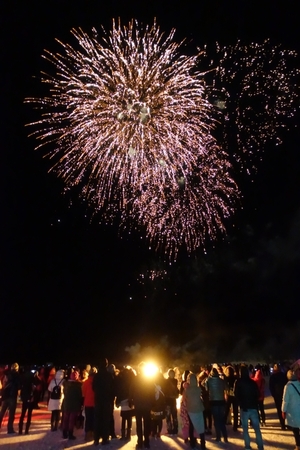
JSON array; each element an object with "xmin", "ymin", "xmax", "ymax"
[{"xmin": 143, "ymin": 362, "xmax": 159, "ymax": 377}]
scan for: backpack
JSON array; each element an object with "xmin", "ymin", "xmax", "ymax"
[{"xmin": 50, "ymin": 379, "xmax": 62, "ymax": 400}]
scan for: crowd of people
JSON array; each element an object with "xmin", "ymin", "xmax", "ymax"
[{"xmin": 0, "ymin": 359, "xmax": 300, "ymax": 450}]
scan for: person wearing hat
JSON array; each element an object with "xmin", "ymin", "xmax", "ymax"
[{"xmin": 282, "ymin": 368, "xmax": 300, "ymax": 450}]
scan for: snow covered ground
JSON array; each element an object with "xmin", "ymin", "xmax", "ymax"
[{"xmin": 0, "ymin": 393, "xmax": 295, "ymax": 450}]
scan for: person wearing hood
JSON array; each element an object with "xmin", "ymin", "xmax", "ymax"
[
  {"xmin": 234, "ymin": 365, "xmax": 264, "ymax": 450},
  {"xmin": 182, "ymin": 373, "xmax": 206, "ymax": 449},
  {"xmin": 48, "ymin": 369, "xmax": 65, "ymax": 432},
  {"xmin": 252, "ymin": 365, "xmax": 266, "ymax": 426},
  {"xmin": 202, "ymin": 366, "xmax": 228, "ymax": 443},
  {"xmin": 282, "ymin": 368, "xmax": 300, "ymax": 450}
]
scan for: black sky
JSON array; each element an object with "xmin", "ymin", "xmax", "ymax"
[{"xmin": 1, "ymin": 0, "xmax": 300, "ymax": 366}]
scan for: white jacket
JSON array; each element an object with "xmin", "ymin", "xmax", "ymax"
[
  {"xmin": 282, "ymin": 380, "xmax": 300, "ymax": 427},
  {"xmin": 48, "ymin": 370, "xmax": 65, "ymax": 411}
]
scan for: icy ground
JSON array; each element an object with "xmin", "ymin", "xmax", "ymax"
[{"xmin": 0, "ymin": 393, "xmax": 295, "ymax": 450}]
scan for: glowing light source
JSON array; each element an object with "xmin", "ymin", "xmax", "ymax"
[{"xmin": 142, "ymin": 362, "xmax": 159, "ymax": 378}]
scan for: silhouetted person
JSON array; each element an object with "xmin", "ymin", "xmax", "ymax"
[
  {"xmin": 202, "ymin": 366, "xmax": 228, "ymax": 443},
  {"xmin": 253, "ymin": 365, "xmax": 266, "ymax": 425},
  {"xmin": 0, "ymin": 363, "xmax": 21, "ymax": 434},
  {"xmin": 115, "ymin": 366, "xmax": 136, "ymax": 441},
  {"xmin": 129, "ymin": 362, "xmax": 154, "ymax": 449},
  {"xmin": 92, "ymin": 358, "xmax": 114, "ymax": 446},
  {"xmin": 18, "ymin": 368, "xmax": 37, "ymax": 435},
  {"xmin": 234, "ymin": 365, "xmax": 264, "ymax": 450},
  {"xmin": 269, "ymin": 364, "xmax": 287, "ymax": 430},
  {"xmin": 62, "ymin": 370, "xmax": 82, "ymax": 440},
  {"xmin": 224, "ymin": 365, "xmax": 238, "ymax": 432},
  {"xmin": 107, "ymin": 363, "xmax": 118, "ymax": 439},
  {"xmin": 165, "ymin": 368, "xmax": 179, "ymax": 435}
]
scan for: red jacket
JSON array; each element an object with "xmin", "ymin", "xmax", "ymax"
[
  {"xmin": 252, "ymin": 370, "xmax": 265, "ymax": 401},
  {"xmin": 82, "ymin": 376, "xmax": 95, "ymax": 407}
]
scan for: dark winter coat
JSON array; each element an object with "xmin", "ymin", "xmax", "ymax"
[
  {"xmin": 20, "ymin": 370, "xmax": 36, "ymax": 403},
  {"xmin": 63, "ymin": 380, "xmax": 83, "ymax": 413},
  {"xmin": 1, "ymin": 370, "xmax": 21, "ymax": 400},
  {"xmin": 152, "ymin": 375, "xmax": 166, "ymax": 413},
  {"xmin": 164, "ymin": 377, "xmax": 179, "ymax": 406},
  {"xmin": 203, "ymin": 369, "xmax": 226, "ymax": 404},
  {"xmin": 92, "ymin": 368, "xmax": 114, "ymax": 406},
  {"xmin": 115, "ymin": 368, "xmax": 136, "ymax": 405},
  {"xmin": 234, "ymin": 368, "xmax": 260, "ymax": 410},
  {"xmin": 129, "ymin": 373, "xmax": 154, "ymax": 411},
  {"xmin": 269, "ymin": 371, "xmax": 287, "ymax": 400}
]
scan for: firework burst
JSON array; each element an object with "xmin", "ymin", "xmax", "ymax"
[
  {"xmin": 204, "ymin": 40, "xmax": 300, "ymax": 173},
  {"xmin": 27, "ymin": 20, "xmax": 219, "ymax": 203},
  {"xmin": 129, "ymin": 138, "xmax": 237, "ymax": 259},
  {"xmin": 26, "ymin": 19, "xmax": 238, "ymax": 258},
  {"xmin": 27, "ymin": 20, "xmax": 299, "ymax": 259}
]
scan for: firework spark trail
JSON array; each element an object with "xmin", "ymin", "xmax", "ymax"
[
  {"xmin": 204, "ymin": 39, "xmax": 300, "ymax": 173},
  {"xmin": 26, "ymin": 20, "xmax": 299, "ymax": 259},
  {"xmin": 129, "ymin": 139, "xmax": 238, "ymax": 259},
  {"xmin": 27, "ymin": 20, "xmax": 218, "ymax": 205}
]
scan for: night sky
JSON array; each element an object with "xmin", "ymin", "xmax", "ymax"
[{"xmin": 1, "ymin": 0, "xmax": 300, "ymax": 366}]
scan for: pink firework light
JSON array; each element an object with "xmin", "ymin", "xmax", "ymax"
[
  {"xmin": 203, "ymin": 39, "xmax": 300, "ymax": 174},
  {"xmin": 128, "ymin": 137, "xmax": 238, "ymax": 260},
  {"xmin": 26, "ymin": 20, "xmax": 219, "ymax": 200},
  {"xmin": 26, "ymin": 19, "xmax": 238, "ymax": 258},
  {"xmin": 27, "ymin": 20, "xmax": 300, "ymax": 257}
]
